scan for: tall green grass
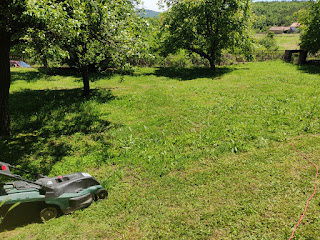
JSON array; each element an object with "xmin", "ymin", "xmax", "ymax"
[
  {"xmin": 2, "ymin": 61, "xmax": 320, "ymax": 239},
  {"xmin": 274, "ymin": 33, "xmax": 300, "ymax": 50}
]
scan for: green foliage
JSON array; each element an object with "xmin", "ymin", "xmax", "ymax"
[
  {"xmin": 159, "ymin": 0, "xmax": 254, "ymax": 69},
  {"xmin": 300, "ymin": 0, "xmax": 320, "ymax": 53},
  {"xmin": 27, "ymin": 0, "xmax": 139, "ymax": 68},
  {"xmin": 256, "ymin": 32, "xmax": 279, "ymax": 50},
  {"xmin": 25, "ymin": 0, "xmax": 149, "ymax": 94},
  {"xmin": 0, "ymin": 0, "xmax": 29, "ymax": 40},
  {"xmin": 162, "ymin": 50, "xmax": 193, "ymax": 68}
]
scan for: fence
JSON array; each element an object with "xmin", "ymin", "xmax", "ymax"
[{"xmin": 254, "ymin": 50, "xmax": 286, "ymax": 62}]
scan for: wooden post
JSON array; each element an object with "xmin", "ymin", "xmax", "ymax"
[
  {"xmin": 298, "ymin": 50, "xmax": 308, "ymax": 64},
  {"xmin": 284, "ymin": 50, "xmax": 308, "ymax": 64},
  {"xmin": 284, "ymin": 50, "xmax": 293, "ymax": 62}
]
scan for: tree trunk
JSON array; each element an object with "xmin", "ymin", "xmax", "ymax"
[
  {"xmin": 208, "ymin": 56, "xmax": 216, "ymax": 70},
  {"xmin": 0, "ymin": 32, "xmax": 11, "ymax": 136},
  {"xmin": 42, "ymin": 56, "xmax": 50, "ymax": 75},
  {"xmin": 81, "ymin": 65, "xmax": 90, "ymax": 96},
  {"xmin": 298, "ymin": 50, "xmax": 308, "ymax": 64},
  {"xmin": 283, "ymin": 50, "xmax": 293, "ymax": 62}
]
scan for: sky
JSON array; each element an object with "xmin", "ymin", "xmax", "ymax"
[{"xmin": 137, "ymin": 0, "xmax": 167, "ymax": 12}]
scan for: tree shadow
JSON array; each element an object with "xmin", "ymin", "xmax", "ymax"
[
  {"xmin": 11, "ymin": 70, "xmax": 44, "ymax": 83},
  {"xmin": 1, "ymin": 88, "xmax": 116, "ymax": 176},
  {"xmin": 1, "ymin": 69, "xmax": 121, "ymax": 231},
  {"xmin": 11, "ymin": 67, "xmax": 119, "ymax": 84},
  {"xmin": 38, "ymin": 67, "xmax": 80, "ymax": 77},
  {"xmin": 0, "ymin": 202, "xmax": 44, "ymax": 232},
  {"xmin": 40, "ymin": 67, "xmax": 123, "ymax": 80},
  {"xmin": 148, "ymin": 66, "xmax": 237, "ymax": 81},
  {"xmin": 297, "ymin": 61, "xmax": 320, "ymax": 75}
]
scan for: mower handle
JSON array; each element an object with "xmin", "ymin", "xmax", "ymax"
[{"xmin": 5, "ymin": 163, "xmax": 47, "ymax": 179}]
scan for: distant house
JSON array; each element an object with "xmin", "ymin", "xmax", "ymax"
[
  {"xmin": 290, "ymin": 22, "xmax": 301, "ymax": 32},
  {"xmin": 269, "ymin": 26, "xmax": 290, "ymax": 34},
  {"xmin": 269, "ymin": 23, "xmax": 301, "ymax": 34}
]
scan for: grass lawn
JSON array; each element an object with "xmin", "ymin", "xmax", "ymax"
[
  {"xmin": 1, "ymin": 61, "xmax": 320, "ymax": 239},
  {"xmin": 274, "ymin": 34, "xmax": 300, "ymax": 50}
]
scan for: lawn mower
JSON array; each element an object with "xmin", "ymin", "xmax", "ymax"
[{"xmin": 0, "ymin": 161, "xmax": 108, "ymax": 222}]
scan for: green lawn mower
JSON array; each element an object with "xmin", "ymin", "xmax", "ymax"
[{"xmin": 0, "ymin": 161, "xmax": 108, "ymax": 222}]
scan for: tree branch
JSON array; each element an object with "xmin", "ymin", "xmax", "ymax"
[
  {"xmin": 186, "ymin": 46, "xmax": 209, "ymax": 60},
  {"xmin": 11, "ymin": 38, "xmax": 26, "ymax": 46}
]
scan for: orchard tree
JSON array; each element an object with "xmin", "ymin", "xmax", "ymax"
[
  {"xmin": 159, "ymin": 0, "xmax": 254, "ymax": 69},
  {"xmin": 28, "ymin": 0, "xmax": 146, "ymax": 96},
  {"xmin": 0, "ymin": 0, "xmax": 31, "ymax": 136},
  {"xmin": 1, "ymin": 0, "xmax": 145, "ymax": 135},
  {"xmin": 300, "ymin": 0, "xmax": 320, "ymax": 54},
  {"xmin": 25, "ymin": 1, "xmax": 68, "ymax": 73}
]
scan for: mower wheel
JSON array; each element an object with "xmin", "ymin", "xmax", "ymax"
[
  {"xmin": 96, "ymin": 189, "xmax": 108, "ymax": 200},
  {"xmin": 40, "ymin": 206, "xmax": 59, "ymax": 222}
]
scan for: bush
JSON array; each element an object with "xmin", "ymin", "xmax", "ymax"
[
  {"xmin": 162, "ymin": 50, "xmax": 193, "ymax": 68},
  {"xmin": 257, "ymin": 32, "xmax": 279, "ymax": 51}
]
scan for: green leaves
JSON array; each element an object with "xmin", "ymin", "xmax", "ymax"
[
  {"xmin": 24, "ymin": 0, "xmax": 149, "ymax": 94},
  {"xmin": 159, "ymin": 0, "xmax": 254, "ymax": 69},
  {"xmin": 300, "ymin": 0, "xmax": 320, "ymax": 53},
  {"xmin": 26, "ymin": 0, "xmax": 147, "ymax": 70}
]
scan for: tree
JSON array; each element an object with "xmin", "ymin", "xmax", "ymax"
[
  {"xmin": 28, "ymin": 0, "xmax": 146, "ymax": 96},
  {"xmin": 257, "ymin": 32, "xmax": 278, "ymax": 51},
  {"xmin": 25, "ymin": 1, "xmax": 68, "ymax": 73},
  {"xmin": 0, "ymin": 0, "xmax": 31, "ymax": 136},
  {"xmin": 1, "ymin": 0, "xmax": 145, "ymax": 135},
  {"xmin": 300, "ymin": 0, "xmax": 320, "ymax": 54},
  {"xmin": 159, "ymin": 0, "xmax": 254, "ymax": 69}
]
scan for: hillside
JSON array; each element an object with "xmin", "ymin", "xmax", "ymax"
[{"xmin": 137, "ymin": 8, "xmax": 160, "ymax": 18}]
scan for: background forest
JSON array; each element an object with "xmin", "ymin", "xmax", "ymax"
[{"xmin": 252, "ymin": 1, "xmax": 309, "ymax": 32}]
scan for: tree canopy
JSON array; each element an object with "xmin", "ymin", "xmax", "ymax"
[
  {"xmin": 159, "ymin": 0, "xmax": 254, "ymax": 69},
  {"xmin": 27, "ymin": 0, "xmax": 147, "ymax": 95},
  {"xmin": 300, "ymin": 0, "xmax": 320, "ymax": 53}
]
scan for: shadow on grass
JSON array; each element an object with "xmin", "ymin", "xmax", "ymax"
[
  {"xmin": 0, "ymin": 202, "xmax": 44, "ymax": 232},
  {"xmin": 43, "ymin": 67, "xmax": 129, "ymax": 81},
  {"xmin": 11, "ymin": 67, "xmax": 119, "ymax": 84},
  {"xmin": 297, "ymin": 61, "xmax": 320, "ymax": 75},
  {"xmin": 10, "ymin": 67, "xmax": 81, "ymax": 84},
  {"xmin": 11, "ymin": 70, "xmax": 45, "ymax": 83},
  {"xmin": 149, "ymin": 66, "xmax": 236, "ymax": 81},
  {"xmin": 1, "ymin": 88, "xmax": 115, "ymax": 175}
]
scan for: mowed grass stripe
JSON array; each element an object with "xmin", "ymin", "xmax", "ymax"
[{"xmin": 2, "ymin": 60, "xmax": 320, "ymax": 239}]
